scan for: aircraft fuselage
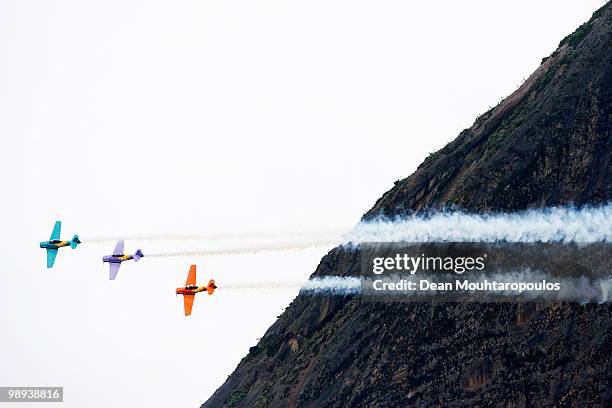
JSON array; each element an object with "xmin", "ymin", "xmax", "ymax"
[
  {"xmin": 102, "ymin": 254, "xmax": 134, "ymax": 264},
  {"xmin": 40, "ymin": 240, "xmax": 71, "ymax": 249},
  {"xmin": 176, "ymin": 285, "xmax": 207, "ymax": 295}
]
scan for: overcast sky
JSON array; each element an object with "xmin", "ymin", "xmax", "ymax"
[{"xmin": 0, "ymin": 1, "xmax": 606, "ymax": 406}]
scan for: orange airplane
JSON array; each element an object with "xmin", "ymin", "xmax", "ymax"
[{"xmin": 176, "ymin": 265, "xmax": 217, "ymax": 316}]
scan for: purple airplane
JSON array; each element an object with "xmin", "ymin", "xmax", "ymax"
[{"xmin": 102, "ymin": 239, "xmax": 143, "ymax": 280}]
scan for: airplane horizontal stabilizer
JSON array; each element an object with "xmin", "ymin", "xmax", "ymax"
[{"xmin": 71, "ymin": 235, "xmax": 81, "ymax": 249}]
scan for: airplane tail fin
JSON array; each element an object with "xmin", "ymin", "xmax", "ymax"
[
  {"xmin": 133, "ymin": 249, "xmax": 144, "ymax": 261},
  {"xmin": 207, "ymin": 279, "xmax": 217, "ymax": 295},
  {"xmin": 70, "ymin": 234, "xmax": 81, "ymax": 249}
]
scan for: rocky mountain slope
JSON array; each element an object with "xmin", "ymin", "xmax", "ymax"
[{"xmin": 203, "ymin": 3, "xmax": 611, "ymax": 407}]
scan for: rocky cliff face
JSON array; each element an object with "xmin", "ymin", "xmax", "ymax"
[{"xmin": 203, "ymin": 4, "xmax": 611, "ymax": 407}]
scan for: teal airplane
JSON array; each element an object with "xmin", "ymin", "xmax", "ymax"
[{"xmin": 39, "ymin": 221, "xmax": 81, "ymax": 268}]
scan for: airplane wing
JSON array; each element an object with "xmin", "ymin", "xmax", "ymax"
[
  {"xmin": 50, "ymin": 221, "xmax": 61, "ymax": 241},
  {"xmin": 183, "ymin": 294, "xmax": 195, "ymax": 316},
  {"xmin": 186, "ymin": 265, "xmax": 196, "ymax": 286},
  {"xmin": 113, "ymin": 239, "xmax": 124, "ymax": 256},
  {"xmin": 46, "ymin": 248, "xmax": 58, "ymax": 268},
  {"xmin": 109, "ymin": 263, "xmax": 121, "ymax": 280}
]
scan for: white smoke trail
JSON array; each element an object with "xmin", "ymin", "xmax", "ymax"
[
  {"xmin": 301, "ymin": 276, "xmax": 361, "ymax": 294},
  {"xmin": 84, "ymin": 229, "xmax": 344, "ymax": 245},
  {"xmin": 220, "ymin": 282, "xmax": 304, "ymax": 291},
  {"xmin": 219, "ymin": 273, "xmax": 611, "ymax": 301},
  {"xmin": 344, "ymin": 204, "xmax": 612, "ymax": 244},
  {"xmin": 81, "ymin": 204, "xmax": 611, "ymax": 259},
  {"xmin": 146, "ymin": 235, "xmax": 339, "ymax": 258},
  {"xmin": 221, "ymin": 276, "xmax": 361, "ymax": 294}
]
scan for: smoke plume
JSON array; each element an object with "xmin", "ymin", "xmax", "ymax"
[
  {"xmin": 146, "ymin": 234, "xmax": 340, "ymax": 258},
  {"xmin": 219, "ymin": 273, "xmax": 611, "ymax": 302},
  {"xmin": 345, "ymin": 204, "xmax": 612, "ymax": 244},
  {"xmin": 220, "ymin": 276, "xmax": 361, "ymax": 294}
]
